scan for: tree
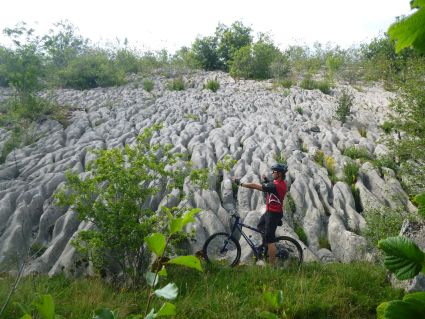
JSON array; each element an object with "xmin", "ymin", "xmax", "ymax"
[
  {"xmin": 42, "ymin": 20, "xmax": 88, "ymax": 69},
  {"xmin": 229, "ymin": 38, "xmax": 280, "ymax": 80},
  {"xmin": 55, "ymin": 125, "xmax": 208, "ymax": 283},
  {"xmin": 191, "ymin": 36, "xmax": 223, "ymax": 70},
  {"xmin": 216, "ymin": 21, "xmax": 253, "ymax": 71}
]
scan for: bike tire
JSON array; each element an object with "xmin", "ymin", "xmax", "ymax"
[
  {"xmin": 273, "ymin": 236, "xmax": 303, "ymax": 268},
  {"xmin": 203, "ymin": 232, "xmax": 241, "ymax": 267}
]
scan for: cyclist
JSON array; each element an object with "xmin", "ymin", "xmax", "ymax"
[{"xmin": 232, "ymin": 163, "xmax": 288, "ymax": 264}]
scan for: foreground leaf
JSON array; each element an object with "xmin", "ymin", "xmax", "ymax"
[
  {"xmin": 388, "ymin": 1, "xmax": 425, "ymax": 53},
  {"xmin": 167, "ymin": 255, "xmax": 203, "ymax": 272},
  {"xmin": 154, "ymin": 283, "xmax": 178, "ymax": 300},
  {"xmin": 378, "ymin": 236, "xmax": 425, "ymax": 280},
  {"xmin": 156, "ymin": 302, "xmax": 176, "ymax": 317},
  {"xmin": 92, "ymin": 308, "xmax": 118, "ymax": 319},
  {"xmin": 145, "ymin": 271, "xmax": 159, "ymax": 287},
  {"xmin": 144, "ymin": 308, "xmax": 155, "ymax": 319},
  {"xmin": 32, "ymin": 294, "xmax": 55, "ymax": 319},
  {"xmin": 169, "ymin": 208, "xmax": 201, "ymax": 234},
  {"xmin": 263, "ymin": 289, "xmax": 284, "ymax": 309},
  {"xmin": 146, "ymin": 233, "xmax": 166, "ymax": 257}
]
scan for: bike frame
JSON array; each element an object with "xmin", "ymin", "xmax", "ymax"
[{"xmin": 230, "ymin": 215, "xmax": 264, "ymax": 259}]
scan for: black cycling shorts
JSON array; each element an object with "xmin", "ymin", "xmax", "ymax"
[{"xmin": 257, "ymin": 211, "xmax": 283, "ymax": 244}]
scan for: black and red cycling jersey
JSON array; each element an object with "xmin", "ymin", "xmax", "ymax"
[{"xmin": 261, "ymin": 179, "xmax": 287, "ymax": 213}]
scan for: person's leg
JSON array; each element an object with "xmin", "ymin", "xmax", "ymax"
[{"xmin": 264, "ymin": 213, "xmax": 279, "ymax": 264}]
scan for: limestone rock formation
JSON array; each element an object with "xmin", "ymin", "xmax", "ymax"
[{"xmin": 0, "ymin": 71, "xmax": 416, "ymax": 276}]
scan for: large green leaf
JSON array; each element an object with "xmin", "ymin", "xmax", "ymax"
[
  {"xmin": 263, "ymin": 289, "xmax": 284, "ymax": 309},
  {"xmin": 168, "ymin": 208, "xmax": 201, "ymax": 234},
  {"xmin": 388, "ymin": 2, "xmax": 425, "ymax": 53},
  {"xmin": 146, "ymin": 233, "xmax": 166, "ymax": 257},
  {"xmin": 20, "ymin": 315, "xmax": 32, "ymax": 319},
  {"xmin": 167, "ymin": 255, "xmax": 203, "ymax": 272},
  {"xmin": 376, "ymin": 302, "xmax": 388, "ymax": 319},
  {"xmin": 92, "ymin": 308, "xmax": 118, "ymax": 319},
  {"xmin": 414, "ymin": 193, "xmax": 425, "ymax": 219},
  {"xmin": 378, "ymin": 236, "xmax": 425, "ymax": 280},
  {"xmin": 155, "ymin": 302, "xmax": 176, "ymax": 317},
  {"xmin": 154, "ymin": 283, "xmax": 178, "ymax": 300},
  {"xmin": 383, "ymin": 298, "xmax": 425, "ymax": 319},
  {"xmin": 32, "ymin": 294, "xmax": 55, "ymax": 319}
]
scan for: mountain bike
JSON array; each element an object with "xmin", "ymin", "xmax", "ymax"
[{"xmin": 203, "ymin": 212, "xmax": 303, "ymax": 268}]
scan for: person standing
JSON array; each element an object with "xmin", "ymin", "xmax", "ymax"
[{"xmin": 232, "ymin": 163, "xmax": 288, "ymax": 264}]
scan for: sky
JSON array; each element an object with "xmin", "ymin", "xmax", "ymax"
[{"xmin": 0, "ymin": 0, "xmax": 414, "ymax": 53}]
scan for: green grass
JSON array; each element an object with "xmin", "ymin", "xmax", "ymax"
[{"xmin": 0, "ymin": 262, "xmax": 402, "ymax": 319}]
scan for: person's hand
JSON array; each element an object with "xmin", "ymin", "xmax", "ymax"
[{"xmin": 231, "ymin": 177, "xmax": 241, "ymax": 186}]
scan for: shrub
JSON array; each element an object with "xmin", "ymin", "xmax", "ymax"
[
  {"xmin": 335, "ymin": 89, "xmax": 354, "ymax": 123},
  {"xmin": 204, "ymin": 79, "xmax": 220, "ymax": 92},
  {"xmin": 114, "ymin": 48, "xmax": 141, "ymax": 74},
  {"xmin": 54, "ymin": 125, "xmax": 207, "ymax": 283},
  {"xmin": 143, "ymin": 79, "xmax": 154, "ymax": 92},
  {"xmin": 343, "ymin": 161, "xmax": 360, "ymax": 185},
  {"xmin": 191, "ymin": 36, "xmax": 222, "ymax": 71},
  {"xmin": 216, "ymin": 21, "xmax": 253, "ymax": 71},
  {"xmin": 59, "ymin": 49, "xmax": 126, "ymax": 89},
  {"xmin": 325, "ymin": 155, "xmax": 336, "ymax": 180},
  {"xmin": 380, "ymin": 121, "xmax": 394, "ymax": 134},
  {"xmin": 314, "ymin": 150, "xmax": 325, "ymax": 165},
  {"xmin": 295, "ymin": 107, "xmax": 303, "ymax": 115},
  {"xmin": 167, "ymin": 78, "xmax": 185, "ymax": 91},
  {"xmin": 274, "ymin": 79, "xmax": 293, "ymax": 88},
  {"xmin": 299, "ymin": 76, "xmax": 332, "ymax": 94},
  {"xmin": 343, "ymin": 146, "xmax": 372, "ymax": 160},
  {"xmin": 372, "ymin": 156, "xmax": 399, "ymax": 176},
  {"xmin": 230, "ymin": 38, "xmax": 281, "ymax": 80},
  {"xmin": 270, "ymin": 53, "xmax": 291, "ymax": 80},
  {"xmin": 362, "ymin": 206, "xmax": 417, "ymax": 249},
  {"xmin": 294, "ymin": 222, "xmax": 308, "ymax": 245}
]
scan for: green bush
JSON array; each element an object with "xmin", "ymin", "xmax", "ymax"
[
  {"xmin": 55, "ymin": 125, "xmax": 207, "ymax": 283},
  {"xmin": 380, "ymin": 121, "xmax": 394, "ymax": 134},
  {"xmin": 335, "ymin": 89, "xmax": 354, "ymax": 123},
  {"xmin": 362, "ymin": 207, "xmax": 417, "ymax": 249},
  {"xmin": 216, "ymin": 21, "xmax": 253, "ymax": 71},
  {"xmin": 299, "ymin": 76, "xmax": 332, "ymax": 94},
  {"xmin": 343, "ymin": 161, "xmax": 360, "ymax": 185},
  {"xmin": 167, "ymin": 78, "xmax": 185, "ymax": 91},
  {"xmin": 343, "ymin": 146, "xmax": 372, "ymax": 160},
  {"xmin": 294, "ymin": 222, "xmax": 308, "ymax": 245},
  {"xmin": 142, "ymin": 79, "xmax": 154, "ymax": 92},
  {"xmin": 270, "ymin": 53, "xmax": 291, "ymax": 80},
  {"xmin": 372, "ymin": 156, "xmax": 399, "ymax": 176},
  {"xmin": 59, "ymin": 49, "xmax": 126, "ymax": 89},
  {"xmin": 204, "ymin": 79, "xmax": 220, "ymax": 92},
  {"xmin": 114, "ymin": 48, "xmax": 141, "ymax": 74},
  {"xmin": 229, "ymin": 38, "xmax": 280, "ymax": 80}
]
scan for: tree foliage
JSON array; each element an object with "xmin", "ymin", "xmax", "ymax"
[
  {"xmin": 55, "ymin": 125, "xmax": 205, "ymax": 283},
  {"xmin": 388, "ymin": 0, "xmax": 425, "ymax": 53}
]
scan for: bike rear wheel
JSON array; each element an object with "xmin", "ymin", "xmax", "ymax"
[
  {"xmin": 203, "ymin": 232, "xmax": 241, "ymax": 267},
  {"xmin": 272, "ymin": 236, "xmax": 303, "ymax": 268}
]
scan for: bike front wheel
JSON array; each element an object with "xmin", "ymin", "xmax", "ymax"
[
  {"xmin": 273, "ymin": 236, "xmax": 303, "ymax": 268},
  {"xmin": 203, "ymin": 232, "xmax": 241, "ymax": 267}
]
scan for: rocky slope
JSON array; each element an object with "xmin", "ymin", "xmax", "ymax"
[{"xmin": 0, "ymin": 71, "xmax": 416, "ymax": 276}]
